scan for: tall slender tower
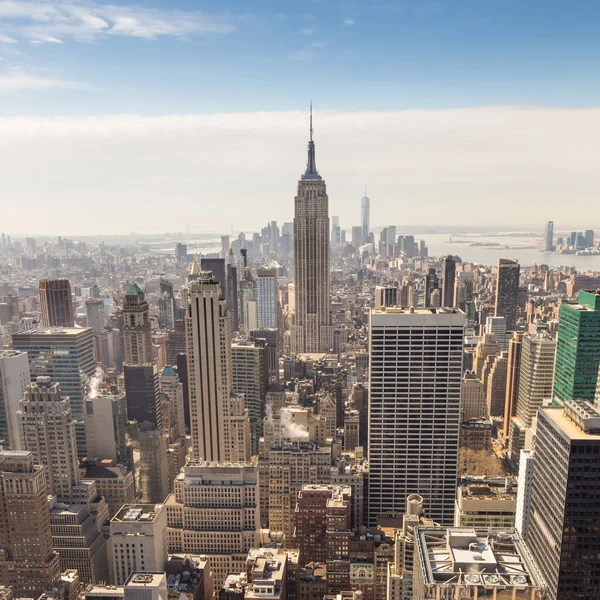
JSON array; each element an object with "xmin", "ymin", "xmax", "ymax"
[
  {"xmin": 186, "ymin": 271, "xmax": 251, "ymax": 462},
  {"xmin": 122, "ymin": 283, "xmax": 153, "ymax": 365},
  {"xmin": 361, "ymin": 191, "xmax": 370, "ymax": 244},
  {"xmin": 39, "ymin": 279, "xmax": 74, "ymax": 328},
  {"xmin": 441, "ymin": 255, "xmax": 456, "ymax": 308},
  {"xmin": 494, "ymin": 258, "xmax": 520, "ymax": 330},
  {"xmin": 292, "ymin": 106, "xmax": 332, "ymax": 353}
]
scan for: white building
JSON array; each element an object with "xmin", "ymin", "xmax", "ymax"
[
  {"xmin": 515, "ymin": 449, "xmax": 535, "ymax": 537},
  {"xmin": 110, "ymin": 504, "xmax": 168, "ymax": 585},
  {"xmin": 0, "ymin": 350, "xmax": 30, "ymax": 449},
  {"xmin": 368, "ymin": 307, "xmax": 464, "ymax": 526}
]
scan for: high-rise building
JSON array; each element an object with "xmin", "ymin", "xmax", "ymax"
[
  {"xmin": 249, "ymin": 328, "xmax": 281, "ymax": 380},
  {"xmin": 0, "ymin": 349, "xmax": 30, "ymax": 449},
  {"xmin": 18, "ymin": 377, "xmax": 110, "ymax": 584},
  {"xmin": 123, "ymin": 284, "xmax": 153, "ymax": 365},
  {"xmin": 461, "ymin": 371, "xmax": 486, "ymax": 421},
  {"xmin": 441, "ymin": 256, "xmax": 456, "ymax": 308},
  {"xmin": 544, "ymin": 220, "xmax": 554, "ymax": 251},
  {"xmin": 81, "ymin": 460, "xmax": 135, "ymax": 518},
  {"xmin": 158, "ymin": 282, "xmax": 176, "ymax": 331},
  {"xmin": 257, "ymin": 266, "xmax": 279, "ymax": 329},
  {"xmin": 374, "ymin": 286, "xmax": 398, "ymax": 309},
  {"xmin": 291, "ymin": 108, "xmax": 332, "ymax": 354},
  {"xmin": 39, "ymin": 279, "xmax": 74, "ymax": 328},
  {"xmin": 84, "ymin": 394, "xmax": 129, "ymax": 463},
  {"xmin": 137, "ymin": 427, "xmax": 170, "ymax": 504},
  {"xmin": 361, "ymin": 194, "xmax": 370, "ymax": 244},
  {"xmin": 110, "ymin": 504, "xmax": 169, "ymax": 585},
  {"xmin": 13, "ymin": 327, "xmax": 95, "ymax": 421},
  {"xmin": 368, "ymin": 306, "xmax": 464, "ymax": 526},
  {"xmin": 553, "ymin": 290, "xmax": 600, "ymax": 404},
  {"xmin": 19, "ymin": 376, "xmax": 80, "ymax": 498},
  {"xmin": 453, "ymin": 271, "xmax": 474, "ymax": 312},
  {"xmin": 486, "ymin": 354, "xmax": 508, "ymax": 418},
  {"xmin": 123, "ymin": 363, "xmax": 162, "ymax": 428},
  {"xmin": 200, "ymin": 258, "xmax": 227, "ymax": 298},
  {"xmin": 166, "ymin": 460, "xmax": 260, "ymax": 587},
  {"xmin": 86, "ymin": 298, "xmax": 105, "ymax": 334},
  {"xmin": 485, "ymin": 315, "xmax": 508, "ymax": 350},
  {"xmin": 509, "ymin": 333, "xmax": 556, "ymax": 464},
  {"xmin": 159, "ymin": 365, "xmax": 186, "ymax": 439},
  {"xmin": 526, "ymin": 401, "xmax": 600, "ymax": 600},
  {"xmin": 424, "ymin": 268, "xmax": 438, "ymax": 308},
  {"xmin": 231, "ymin": 339, "xmax": 268, "ymax": 454},
  {"xmin": 585, "ymin": 229, "xmax": 595, "ymax": 248},
  {"xmin": 494, "ymin": 258, "xmax": 520, "ymax": 330},
  {"xmin": 185, "ymin": 272, "xmax": 251, "ymax": 462},
  {"xmin": 0, "ymin": 451, "xmax": 61, "ymax": 595},
  {"xmin": 503, "ymin": 332, "xmax": 523, "ymax": 438}
]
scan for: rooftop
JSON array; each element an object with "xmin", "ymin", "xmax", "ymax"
[
  {"xmin": 542, "ymin": 403, "xmax": 600, "ymax": 440},
  {"xmin": 113, "ymin": 504, "xmax": 163, "ymax": 523},
  {"xmin": 415, "ymin": 527, "xmax": 546, "ymax": 590},
  {"xmin": 124, "ymin": 573, "xmax": 165, "ymax": 588},
  {"xmin": 126, "ymin": 283, "xmax": 143, "ymax": 296}
]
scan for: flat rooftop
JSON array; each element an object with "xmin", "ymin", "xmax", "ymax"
[
  {"xmin": 372, "ymin": 306, "xmax": 464, "ymax": 315},
  {"xmin": 14, "ymin": 327, "xmax": 91, "ymax": 336},
  {"xmin": 416, "ymin": 527, "xmax": 545, "ymax": 590},
  {"xmin": 113, "ymin": 504, "xmax": 162, "ymax": 523},
  {"xmin": 124, "ymin": 573, "xmax": 165, "ymax": 588},
  {"xmin": 541, "ymin": 404, "xmax": 600, "ymax": 441}
]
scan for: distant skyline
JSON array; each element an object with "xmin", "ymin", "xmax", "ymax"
[{"xmin": 1, "ymin": 1, "xmax": 600, "ymax": 234}]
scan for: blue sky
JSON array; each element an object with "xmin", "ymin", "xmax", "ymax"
[{"xmin": 2, "ymin": 0, "xmax": 600, "ymax": 115}]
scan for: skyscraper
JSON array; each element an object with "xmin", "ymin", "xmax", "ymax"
[
  {"xmin": 85, "ymin": 298, "xmax": 105, "ymax": 333},
  {"xmin": 526, "ymin": 401, "xmax": 600, "ymax": 600},
  {"xmin": 494, "ymin": 258, "xmax": 520, "ymax": 329},
  {"xmin": 122, "ymin": 283, "xmax": 153, "ymax": 365},
  {"xmin": 0, "ymin": 451, "xmax": 61, "ymax": 595},
  {"xmin": 0, "ymin": 349, "xmax": 30, "ymax": 449},
  {"xmin": 544, "ymin": 220, "xmax": 554, "ymax": 251},
  {"xmin": 39, "ymin": 279, "xmax": 74, "ymax": 328},
  {"xmin": 185, "ymin": 271, "xmax": 251, "ymax": 461},
  {"xmin": 503, "ymin": 332, "xmax": 523, "ymax": 438},
  {"xmin": 368, "ymin": 306, "xmax": 464, "ymax": 525},
  {"xmin": 441, "ymin": 255, "xmax": 456, "ymax": 308},
  {"xmin": 553, "ymin": 290, "xmax": 600, "ymax": 404},
  {"xmin": 360, "ymin": 193, "xmax": 370, "ymax": 244},
  {"xmin": 12, "ymin": 327, "xmax": 95, "ymax": 421},
  {"xmin": 256, "ymin": 266, "xmax": 279, "ymax": 329},
  {"xmin": 123, "ymin": 362, "xmax": 162, "ymax": 428},
  {"xmin": 291, "ymin": 107, "xmax": 332, "ymax": 353}
]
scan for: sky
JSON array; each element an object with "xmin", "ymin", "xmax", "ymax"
[{"xmin": 1, "ymin": 0, "xmax": 600, "ymax": 235}]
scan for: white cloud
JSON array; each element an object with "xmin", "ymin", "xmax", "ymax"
[
  {"xmin": 291, "ymin": 49, "xmax": 313, "ymax": 61},
  {"xmin": 0, "ymin": 107, "xmax": 599, "ymax": 235},
  {"xmin": 0, "ymin": 0, "xmax": 236, "ymax": 43},
  {"xmin": 0, "ymin": 66, "xmax": 80, "ymax": 93},
  {"xmin": 311, "ymin": 40, "xmax": 327, "ymax": 47},
  {"xmin": 29, "ymin": 36, "xmax": 64, "ymax": 43},
  {"xmin": 0, "ymin": 34, "xmax": 18, "ymax": 43},
  {"xmin": 299, "ymin": 28, "xmax": 314, "ymax": 35},
  {"xmin": 343, "ymin": 17, "xmax": 355, "ymax": 26}
]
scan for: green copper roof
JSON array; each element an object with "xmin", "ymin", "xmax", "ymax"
[
  {"xmin": 161, "ymin": 365, "xmax": 176, "ymax": 377},
  {"xmin": 126, "ymin": 283, "xmax": 143, "ymax": 295}
]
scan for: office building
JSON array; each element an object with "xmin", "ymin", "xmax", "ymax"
[
  {"xmin": 257, "ymin": 267, "xmax": 279, "ymax": 329},
  {"xmin": 175, "ymin": 243, "xmax": 188, "ymax": 262},
  {"xmin": 86, "ymin": 298, "xmax": 105, "ymax": 334},
  {"xmin": 553, "ymin": 290, "xmax": 600, "ymax": 404},
  {"xmin": 494, "ymin": 258, "xmax": 520, "ymax": 329},
  {"xmin": 412, "ymin": 527, "xmax": 546, "ymax": 600},
  {"xmin": 200, "ymin": 258, "xmax": 226, "ymax": 298},
  {"xmin": 84, "ymin": 393, "xmax": 129, "ymax": 464},
  {"xmin": 250, "ymin": 328, "xmax": 281, "ymax": 380},
  {"xmin": 12, "ymin": 327, "xmax": 95, "ymax": 420},
  {"xmin": 486, "ymin": 354, "xmax": 508, "ymax": 418},
  {"xmin": 0, "ymin": 350, "xmax": 30, "ymax": 449},
  {"xmin": 39, "ymin": 279, "xmax": 74, "ymax": 328},
  {"xmin": 585, "ymin": 229, "xmax": 594, "ymax": 248},
  {"xmin": 231, "ymin": 339, "xmax": 269, "ymax": 453},
  {"xmin": 124, "ymin": 573, "xmax": 167, "ymax": 600},
  {"xmin": 374, "ymin": 286, "xmax": 398, "ymax": 309},
  {"xmin": 123, "ymin": 363, "xmax": 162, "ymax": 428},
  {"xmin": 158, "ymin": 289, "xmax": 176, "ymax": 331},
  {"xmin": 159, "ymin": 365, "xmax": 186, "ymax": 439},
  {"xmin": 503, "ymin": 332, "xmax": 523, "ymax": 438},
  {"xmin": 543, "ymin": 221, "xmax": 554, "ymax": 251},
  {"xmin": 138, "ymin": 426, "xmax": 170, "ymax": 503},
  {"xmin": 441, "ymin": 256, "xmax": 456, "ymax": 308},
  {"xmin": 509, "ymin": 333, "xmax": 555, "ymax": 463},
  {"xmin": 291, "ymin": 108, "xmax": 332, "ymax": 354},
  {"xmin": 485, "ymin": 315, "xmax": 509, "ymax": 350},
  {"xmin": 526, "ymin": 401, "xmax": 600, "ymax": 599},
  {"xmin": 515, "ymin": 449, "xmax": 534, "ymax": 538},
  {"xmin": 81, "ymin": 460, "xmax": 135, "ymax": 518},
  {"xmin": 453, "ymin": 271, "xmax": 474, "ymax": 313},
  {"xmin": 368, "ymin": 306, "xmax": 464, "ymax": 526},
  {"xmin": 165, "ymin": 460, "xmax": 260, "ymax": 587},
  {"xmin": 110, "ymin": 504, "xmax": 169, "ymax": 585},
  {"xmin": 472, "ymin": 333, "xmax": 500, "ymax": 384},
  {"xmin": 0, "ymin": 451, "xmax": 61, "ymax": 595},
  {"xmin": 454, "ymin": 477, "xmax": 516, "ymax": 529},
  {"xmin": 361, "ymin": 194, "xmax": 370, "ymax": 244},
  {"xmin": 185, "ymin": 272, "xmax": 251, "ymax": 462},
  {"xmin": 19, "ymin": 376, "xmax": 80, "ymax": 498},
  {"xmin": 461, "ymin": 372, "xmax": 486, "ymax": 421},
  {"xmin": 123, "ymin": 284, "xmax": 153, "ymax": 365}
]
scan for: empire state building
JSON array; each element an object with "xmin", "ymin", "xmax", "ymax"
[{"xmin": 291, "ymin": 108, "xmax": 332, "ymax": 353}]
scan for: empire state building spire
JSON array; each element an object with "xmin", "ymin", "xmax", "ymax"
[{"xmin": 302, "ymin": 102, "xmax": 321, "ymax": 181}]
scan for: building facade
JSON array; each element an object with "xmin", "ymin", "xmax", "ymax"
[{"xmin": 39, "ymin": 279, "xmax": 74, "ymax": 328}]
